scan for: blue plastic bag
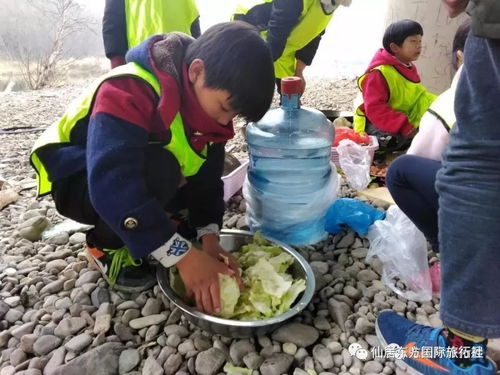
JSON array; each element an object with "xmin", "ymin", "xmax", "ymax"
[{"xmin": 325, "ymin": 198, "xmax": 385, "ymax": 235}]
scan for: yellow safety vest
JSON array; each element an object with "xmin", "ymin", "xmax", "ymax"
[
  {"xmin": 353, "ymin": 65, "xmax": 437, "ymax": 134},
  {"xmin": 125, "ymin": 0, "xmax": 199, "ymax": 48},
  {"xmin": 233, "ymin": 0, "xmax": 334, "ymax": 78},
  {"xmin": 31, "ymin": 62, "xmax": 207, "ymax": 196}
]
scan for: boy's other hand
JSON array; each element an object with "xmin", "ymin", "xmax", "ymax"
[
  {"xmin": 201, "ymin": 233, "xmax": 244, "ymax": 291},
  {"xmin": 176, "ymin": 248, "xmax": 233, "ymax": 315}
]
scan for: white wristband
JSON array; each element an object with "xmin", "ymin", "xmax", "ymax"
[{"xmin": 151, "ymin": 233, "xmax": 192, "ymax": 268}]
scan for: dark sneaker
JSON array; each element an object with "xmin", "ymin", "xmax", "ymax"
[
  {"xmin": 376, "ymin": 310, "xmax": 496, "ymax": 375},
  {"xmin": 86, "ymin": 245, "xmax": 156, "ymax": 293}
]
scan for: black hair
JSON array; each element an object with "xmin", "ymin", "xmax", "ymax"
[
  {"xmin": 184, "ymin": 21, "xmax": 275, "ymax": 122},
  {"xmin": 383, "ymin": 19, "xmax": 424, "ymax": 54},
  {"xmin": 452, "ymin": 18, "xmax": 471, "ymax": 70}
]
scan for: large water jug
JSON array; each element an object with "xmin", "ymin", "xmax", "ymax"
[{"xmin": 244, "ymin": 77, "xmax": 338, "ymax": 246}]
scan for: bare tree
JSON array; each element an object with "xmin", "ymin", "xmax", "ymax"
[{"xmin": 1, "ymin": 0, "xmax": 94, "ymax": 90}]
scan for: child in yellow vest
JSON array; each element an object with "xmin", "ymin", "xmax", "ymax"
[{"xmin": 353, "ymin": 19, "xmax": 436, "ymax": 151}]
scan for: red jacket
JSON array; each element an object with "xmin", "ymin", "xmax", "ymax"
[{"xmin": 359, "ymin": 48, "xmax": 422, "ymax": 136}]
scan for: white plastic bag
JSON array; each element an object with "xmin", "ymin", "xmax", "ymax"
[
  {"xmin": 366, "ymin": 205, "xmax": 432, "ymax": 302},
  {"xmin": 337, "ymin": 139, "xmax": 371, "ymax": 191}
]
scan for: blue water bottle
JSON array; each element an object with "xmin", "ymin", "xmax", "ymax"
[{"xmin": 244, "ymin": 77, "xmax": 337, "ymax": 246}]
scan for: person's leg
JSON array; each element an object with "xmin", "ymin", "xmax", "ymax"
[
  {"xmin": 436, "ymin": 35, "xmax": 500, "ymax": 337},
  {"xmin": 386, "ymin": 154, "xmax": 441, "ymax": 251},
  {"xmin": 51, "ymin": 145, "xmax": 182, "ymax": 292},
  {"xmin": 375, "ymin": 35, "xmax": 500, "ymax": 375}
]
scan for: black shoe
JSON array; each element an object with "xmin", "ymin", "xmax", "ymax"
[{"xmin": 86, "ymin": 245, "xmax": 156, "ymax": 293}]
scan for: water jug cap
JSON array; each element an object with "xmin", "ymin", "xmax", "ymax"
[{"xmin": 281, "ymin": 77, "xmax": 301, "ymax": 95}]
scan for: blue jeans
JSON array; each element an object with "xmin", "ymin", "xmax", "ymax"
[
  {"xmin": 435, "ymin": 35, "xmax": 500, "ymax": 337},
  {"xmin": 386, "ymin": 155, "xmax": 441, "ymax": 252}
]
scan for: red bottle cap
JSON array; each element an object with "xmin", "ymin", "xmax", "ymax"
[{"xmin": 281, "ymin": 77, "xmax": 302, "ymax": 95}]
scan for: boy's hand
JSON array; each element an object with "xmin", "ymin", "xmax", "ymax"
[
  {"xmin": 176, "ymin": 247, "xmax": 233, "ymax": 315},
  {"xmin": 201, "ymin": 233, "xmax": 244, "ymax": 290},
  {"xmin": 294, "ymin": 59, "xmax": 307, "ymax": 95}
]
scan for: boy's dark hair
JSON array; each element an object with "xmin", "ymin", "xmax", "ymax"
[
  {"xmin": 383, "ymin": 19, "xmax": 423, "ymax": 54},
  {"xmin": 452, "ymin": 18, "xmax": 471, "ymax": 70},
  {"xmin": 185, "ymin": 21, "xmax": 275, "ymax": 122}
]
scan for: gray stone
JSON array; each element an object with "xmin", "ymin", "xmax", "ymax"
[
  {"xmin": 343, "ymin": 285, "xmax": 361, "ymax": 300},
  {"xmin": 54, "ymin": 317, "xmax": 87, "ymax": 337},
  {"xmin": 363, "ymin": 360, "xmax": 383, "ymax": 373},
  {"xmin": 164, "ymin": 353, "xmax": 182, "ymax": 375},
  {"xmin": 64, "ymin": 333, "xmax": 92, "ymax": 353},
  {"xmin": 94, "ymin": 314, "xmax": 112, "ymax": 335},
  {"xmin": 75, "ymin": 271, "xmax": 101, "ymax": 287},
  {"xmin": 19, "ymin": 333, "xmax": 37, "ymax": 354},
  {"xmin": 243, "ymin": 352, "xmax": 264, "ymax": 369},
  {"xmin": 5, "ymin": 308, "xmax": 23, "ymax": 323},
  {"xmin": 142, "ymin": 356, "xmax": 163, "ymax": 375},
  {"xmin": 129, "ymin": 314, "xmax": 166, "ymax": 329},
  {"xmin": 313, "ymin": 344, "xmax": 334, "ymax": 369},
  {"xmin": 141, "ymin": 298, "xmax": 162, "ymax": 316},
  {"xmin": 11, "ymin": 322, "xmax": 35, "ymax": 339},
  {"xmin": 17, "ymin": 216, "xmax": 51, "ymax": 241},
  {"xmin": 195, "ymin": 348, "xmax": 226, "ymax": 375},
  {"xmin": 40, "ymin": 279, "xmax": 65, "ymax": 294},
  {"xmin": 33, "ymin": 335, "xmax": 62, "ymax": 355},
  {"xmin": 69, "ymin": 232, "xmax": 86, "ymax": 245},
  {"xmin": 10, "ymin": 347, "xmax": 27, "ymax": 366},
  {"xmin": 122, "ymin": 309, "xmax": 141, "ymax": 325},
  {"xmin": 354, "ymin": 317, "xmax": 374, "ymax": 335},
  {"xmin": 163, "ymin": 324, "xmax": 189, "ymax": 338},
  {"xmin": 0, "ymin": 300, "xmax": 9, "ymax": 319},
  {"xmin": 48, "ymin": 343, "xmax": 123, "ymax": 375},
  {"xmin": 357, "ymin": 270, "xmax": 379, "ymax": 282},
  {"xmin": 91, "ymin": 287, "xmax": 110, "ymax": 307},
  {"xmin": 46, "ymin": 232, "xmax": 69, "ymax": 245},
  {"xmin": 328, "ymin": 299, "xmax": 351, "ymax": 331},
  {"xmin": 45, "ymin": 249, "xmax": 72, "ymax": 262},
  {"xmin": 119, "ymin": 349, "xmax": 141, "ymax": 374},
  {"xmin": 114, "ymin": 322, "xmax": 135, "ymax": 342},
  {"xmin": 230, "ymin": 339, "xmax": 255, "ymax": 366},
  {"xmin": 271, "ymin": 323, "xmax": 319, "ymax": 347},
  {"xmin": 259, "ymin": 353, "xmax": 294, "ymax": 375},
  {"xmin": 43, "ymin": 346, "xmax": 66, "ymax": 375},
  {"xmin": 45, "ymin": 259, "xmax": 68, "ymax": 273}
]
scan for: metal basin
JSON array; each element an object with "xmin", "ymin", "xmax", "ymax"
[{"xmin": 157, "ymin": 229, "xmax": 315, "ymax": 338}]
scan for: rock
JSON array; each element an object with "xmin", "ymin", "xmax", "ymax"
[
  {"xmin": 114, "ymin": 323, "xmax": 135, "ymax": 342},
  {"xmin": 17, "ymin": 216, "xmax": 50, "ymax": 241},
  {"xmin": 4, "ymin": 296, "xmax": 20, "ymax": 307},
  {"xmin": 313, "ymin": 344, "xmax": 334, "ymax": 369},
  {"xmin": 75, "ymin": 271, "xmax": 101, "ymax": 287},
  {"xmin": 326, "ymin": 341, "xmax": 342, "ymax": 354},
  {"xmin": 164, "ymin": 353, "xmax": 182, "ymax": 375},
  {"xmin": 357, "ymin": 270, "xmax": 379, "ymax": 282},
  {"xmin": 282, "ymin": 343, "xmax": 298, "ymax": 355},
  {"xmin": 163, "ymin": 324, "xmax": 189, "ymax": 338},
  {"xmin": 64, "ymin": 333, "xmax": 92, "ymax": 353},
  {"xmin": 230, "ymin": 339, "xmax": 255, "ymax": 366},
  {"xmin": 142, "ymin": 356, "xmax": 163, "ymax": 375},
  {"xmin": 69, "ymin": 232, "xmax": 86, "ymax": 244},
  {"xmin": 122, "ymin": 309, "xmax": 140, "ymax": 325},
  {"xmin": 343, "ymin": 285, "xmax": 361, "ymax": 300},
  {"xmin": 45, "ymin": 249, "xmax": 72, "ymax": 261},
  {"xmin": 166, "ymin": 334, "xmax": 181, "ymax": 348},
  {"xmin": 119, "ymin": 349, "xmax": 141, "ymax": 373},
  {"xmin": 45, "ymin": 259, "xmax": 68, "ymax": 273},
  {"xmin": 195, "ymin": 348, "xmax": 226, "ymax": 375},
  {"xmin": 54, "ymin": 317, "xmax": 87, "ymax": 337},
  {"xmin": 10, "ymin": 347, "xmax": 27, "ymax": 366},
  {"xmin": 46, "ymin": 232, "xmax": 69, "ymax": 245},
  {"xmin": 49, "ymin": 343, "xmax": 123, "ymax": 375},
  {"xmin": 141, "ymin": 298, "xmax": 162, "ymax": 316},
  {"xmin": 40, "ymin": 279, "xmax": 65, "ymax": 294},
  {"xmin": 272, "ymin": 323, "xmax": 319, "ymax": 347},
  {"xmin": 94, "ymin": 314, "xmax": 111, "ymax": 335},
  {"xmin": 328, "ymin": 299, "xmax": 352, "ymax": 331},
  {"xmin": 43, "ymin": 346, "xmax": 66, "ymax": 375},
  {"xmin": 19, "ymin": 333, "xmax": 37, "ymax": 354},
  {"xmin": 354, "ymin": 317, "xmax": 374, "ymax": 335},
  {"xmin": 259, "ymin": 353, "xmax": 294, "ymax": 375},
  {"xmin": 129, "ymin": 314, "xmax": 166, "ymax": 329},
  {"xmin": 11, "ymin": 322, "xmax": 35, "ymax": 339},
  {"xmin": 243, "ymin": 352, "xmax": 264, "ymax": 369},
  {"xmin": 33, "ymin": 335, "xmax": 62, "ymax": 355},
  {"xmin": 91, "ymin": 287, "xmax": 110, "ymax": 307},
  {"xmin": 363, "ymin": 360, "xmax": 383, "ymax": 373},
  {"xmin": 0, "ymin": 300, "xmax": 9, "ymax": 319}
]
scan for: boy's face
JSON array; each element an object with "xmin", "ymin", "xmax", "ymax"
[
  {"xmin": 391, "ymin": 34, "xmax": 422, "ymax": 63},
  {"xmin": 188, "ymin": 59, "xmax": 237, "ymax": 125}
]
